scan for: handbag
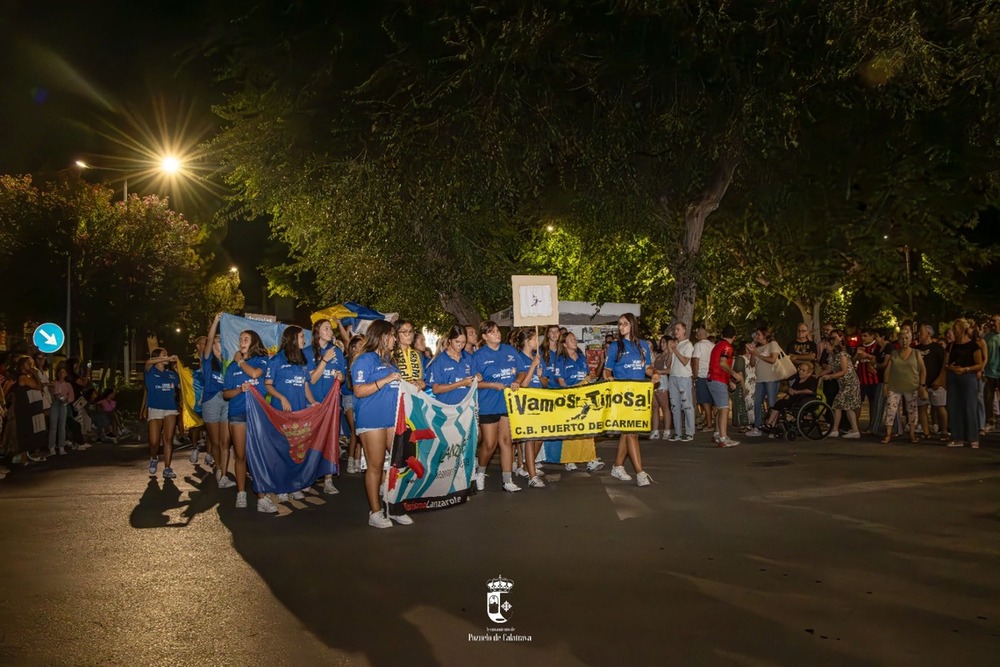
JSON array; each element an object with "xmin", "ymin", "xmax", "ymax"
[{"xmin": 774, "ymin": 347, "xmax": 797, "ymax": 380}]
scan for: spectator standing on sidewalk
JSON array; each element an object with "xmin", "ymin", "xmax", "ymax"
[
  {"xmin": 945, "ymin": 318, "xmax": 983, "ymax": 448},
  {"xmin": 692, "ymin": 326, "xmax": 715, "ymax": 433},
  {"xmin": 983, "ymin": 314, "xmax": 1000, "ymax": 431},
  {"xmin": 787, "ymin": 324, "xmax": 817, "ymax": 366},
  {"xmin": 708, "ymin": 325, "xmax": 741, "ymax": 447},
  {"xmin": 818, "ymin": 329, "xmax": 862, "ymax": 438},
  {"xmin": 666, "ymin": 321, "xmax": 696, "ymax": 441},
  {"xmin": 49, "ymin": 363, "xmax": 73, "ymax": 455},
  {"xmin": 746, "ymin": 326, "xmax": 781, "ymax": 437},
  {"xmin": 854, "ymin": 328, "xmax": 882, "ymax": 432}
]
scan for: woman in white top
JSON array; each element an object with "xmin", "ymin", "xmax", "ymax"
[{"xmin": 746, "ymin": 326, "xmax": 780, "ymax": 436}]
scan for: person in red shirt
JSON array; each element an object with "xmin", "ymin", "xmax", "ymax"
[{"xmin": 708, "ymin": 325, "xmax": 742, "ymax": 447}]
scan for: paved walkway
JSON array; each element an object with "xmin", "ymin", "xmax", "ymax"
[{"xmin": 1, "ymin": 433, "xmax": 998, "ymax": 666}]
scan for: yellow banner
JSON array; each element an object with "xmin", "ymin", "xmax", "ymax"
[{"xmin": 504, "ymin": 381, "xmax": 652, "ymax": 440}]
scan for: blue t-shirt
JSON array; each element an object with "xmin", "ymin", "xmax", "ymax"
[
  {"xmin": 539, "ymin": 349, "xmax": 561, "ymax": 388},
  {"xmin": 200, "ymin": 352, "xmax": 225, "ymax": 402},
  {"xmin": 473, "ymin": 344, "xmax": 519, "ymax": 415},
  {"xmin": 516, "ymin": 351, "xmax": 544, "ymax": 389},
  {"xmin": 305, "ymin": 343, "xmax": 347, "ymax": 403},
  {"xmin": 425, "ymin": 350, "xmax": 475, "ymax": 405},
  {"xmin": 145, "ymin": 366, "xmax": 179, "ymax": 410},
  {"xmin": 266, "ymin": 350, "xmax": 312, "ymax": 411},
  {"xmin": 351, "ymin": 352, "xmax": 400, "ymax": 430},
  {"xmin": 605, "ymin": 339, "xmax": 653, "ymax": 381},
  {"xmin": 223, "ymin": 356, "xmax": 269, "ymax": 416},
  {"xmin": 555, "ymin": 353, "xmax": 590, "ymax": 386}
]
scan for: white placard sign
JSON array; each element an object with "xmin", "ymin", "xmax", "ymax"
[{"xmin": 511, "ymin": 275, "xmax": 559, "ymax": 327}]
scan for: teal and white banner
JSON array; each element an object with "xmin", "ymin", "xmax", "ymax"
[{"xmin": 385, "ymin": 381, "xmax": 479, "ymax": 514}]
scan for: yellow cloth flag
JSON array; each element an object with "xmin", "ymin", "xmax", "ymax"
[
  {"xmin": 504, "ymin": 381, "xmax": 652, "ymax": 440},
  {"xmin": 311, "ymin": 305, "xmax": 357, "ymax": 324},
  {"xmin": 177, "ymin": 360, "xmax": 203, "ymax": 430}
]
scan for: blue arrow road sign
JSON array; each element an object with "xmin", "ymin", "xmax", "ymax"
[{"xmin": 33, "ymin": 323, "xmax": 66, "ymax": 353}]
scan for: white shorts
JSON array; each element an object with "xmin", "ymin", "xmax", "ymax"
[{"xmin": 148, "ymin": 408, "xmax": 179, "ymax": 421}]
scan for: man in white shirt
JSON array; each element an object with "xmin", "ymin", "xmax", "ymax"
[
  {"xmin": 666, "ymin": 321, "xmax": 696, "ymax": 441},
  {"xmin": 692, "ymin": 326, "xmax": 716, "ymax": 432}
]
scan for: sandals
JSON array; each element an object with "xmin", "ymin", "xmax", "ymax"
[
  {"xmin": 880, "ymin": 435, "xmax": 893, "ymax": 444},
  {"xmin": 908, "ymin": 435, "xmax": 920, "ymax": 444}
]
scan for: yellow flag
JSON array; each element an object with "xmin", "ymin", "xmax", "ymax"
[
  {"xmin": 311, "ymin": 305, "xmax": 357, "ymax": 324},
  {"xmin": 176, "ymin": 360, "xmax": 204, "ymax": 430}
]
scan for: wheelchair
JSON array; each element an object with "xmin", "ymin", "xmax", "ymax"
[{"xmin": 761, "ymin": 396, "xmax": 834, "ymax": 441}]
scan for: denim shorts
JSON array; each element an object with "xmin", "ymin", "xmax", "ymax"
[
  {"xmin": 707, "ymin": 380, "xmax": 730, "ymax": 409},
  {"xmin": 201, "ymin": 393, "xmax": 229, "ymax": 423},
  {"xmin": 341, "ymin": 393, "xmax": 354, "ymax": 412},
  {"xmin": 228, "ymin": 412, "xmax": 247, "ymax": 424}
]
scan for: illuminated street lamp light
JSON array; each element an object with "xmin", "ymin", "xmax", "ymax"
[{"xmin": 161, "ymin": 156, "xmax": 181, "ymax": 174}]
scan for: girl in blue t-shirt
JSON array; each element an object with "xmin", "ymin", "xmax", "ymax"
[
  {"xmin": 221, "ymin": 330, "xmax": 274, "ymax": 513},
  {"xmin": 351, "ymin": 320, "xmax": 409, "ymax": 529},
  {"xmin": 308, "ymin": 319, "xmax": 348, "ymax": 495},
  {"xmin": 472, "ymin": 320, "xmax": 523, "ymax": 494},
  {"xmin": 554, "ymin": 332, "xmax": 605, "ymax": 473},
  {"xmin": 603, "ymin": 313, "xmax": 657, "ymax": 488},
  {"xmin": 144, "ymin": 349, "xmax": 181, "ymax": 480},
  {"xmin": 513, "ymin": 328, "xmax": 546, "ymax": 488},
  {"xmin": 200, "ymin": 313, "xmax": 232, "ymax": 487},
  {"xmin": 425, "ymin": 325, "xmax": 479, "ymax": 405},
  {"xmin": 343, "ymin": 335, "xmax": 365, "ymax": 475},
  {"xmin": 539, "ymin": 324, "xmax": 562, "ymax": 388}
]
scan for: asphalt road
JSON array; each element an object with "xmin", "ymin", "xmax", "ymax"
[{"xmin": 1, "ymin": 433, "xmax": 999, "ymax": 667}]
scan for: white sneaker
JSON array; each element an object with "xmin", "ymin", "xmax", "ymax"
[
  {"xmin": 528, "ymin": 475, "xmax": 546, "ymax": 488},
  {"xmin": 369, "ymin": 510, "xmax": 393, "ymax": 528},
  {"xmin": 382, "ymin": 451, "xmax": 390, "ymax": 471},
  {"xmin": 502, "ymin": 481, "xmax": 522, "ymax": 493},
  {"xmin": 257, "ymin": 496, "xmax": 278, "ymax": 513},
  {"xmin": 661, "ymin": 431, "xmax": 672, "ymax": 440},
  {"xmin": 712, "ymin": 432, "xmax": 720, "ymax": 442},
  {"xmin": 359, "ymin": 452, "xmax": 368, "ymax": 472},
  {"xmin": 533, "ymin": 467, "xmax": 546, "ymax": 477},
  {"xmin": 205, "ymin": 454, "xmax": 215, "ymax": 467},
  {"xmin": 513, "ymin": 466, "xmax": 529, "ymax": 478},
  {"xmin": 235, "ymin": 491, "xmax": 247, "ymax": 508},
  {"xmin": 650, "ymin": 430, "xmax": 660, "ymax": 440},
  {"xmin": 636, "ymin": 471, "xmax": 653, "ymax": 487},
  {"xmin": 717, "ymin": 437, "xmax": 740, "ymax": 448},
  {"xmin": 218, "ymin": 475, "xmax": 236, "ymax": 489},
  {"xmin": 827, "ymin": 431, "xmax": 840, "ymax": 438},
  {"xmin": 189, "ymin": 448, "xmax": 199, "ymax": 464},
  {"xmin": 586, "ymin": 458, "xmax": 605, "ymax": 472},
  {"xmin": 277, "ymin": 493, "xmax": 290, "ymax": 503},
  {"xmin": 290, "ymin": 490, "xmax": 306, "ymax": 500},
  {"xmin": 347, "ymin": 458, "xmax": 358, "ymax": 474},
  {"xmin": 610, "ymin": 465, "xmax": 632, "ymax": 482},
  {"xmin": 323, "ymin": 479, "xmax": 339, "ymax": 495},
  {"xmin": 746, "ymin": 428, "xmax": 763, "ymax": 437},
  {"xmin": 474, "ymin": 471, "xmax": 485, "ymax": 491},
  {"xmin": 389, "ymin": 512, "xmax": 414, "ymax": 525},
  {"xmin": 565, "ymin": 462, "xmax": 578, "ymax": 471},
  {"xmin": 843, "ymin": 431, "xmax": 861, "ymax": 439}
]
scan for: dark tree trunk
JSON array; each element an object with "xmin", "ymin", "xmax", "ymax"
[
  {"xmin": 670, "ymin": 153, "xmax": 739, "ymax": 330},
  {"xmin": 438, "ymin": 289, "xmax": 482, "ymax": 328}
]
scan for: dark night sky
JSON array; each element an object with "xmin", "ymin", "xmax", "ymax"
[{"xmin": 0, "ymin": 0, "xmax": 269, "ymax": 305}]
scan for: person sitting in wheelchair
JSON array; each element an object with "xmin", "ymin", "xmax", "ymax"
[{"xmin": 763, "ymin": 362, "xmax": 819, "ymax": 431}]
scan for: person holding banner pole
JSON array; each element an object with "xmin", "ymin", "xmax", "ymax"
[
  {"xmin": 200, "ymin": 314, "xmax": 233, "ymax": 487},
  {"xmin": 604, "ymin": 313, "xmax": 657, "ymax": 487},
  {"xmin": 352, "ymin": 320, "xmax": 412, "ymax": 529},
  {"xmin": 514, "ymin": 328, "xmax": 546, "ymax": 488},
  {"xmin": 425, "ymin": 325, "xmax": 479, "ymax": 405},
  {"xmin": 222, "ymin": 331, "xmax": 275, "ymax": 513},
  {"xmin": 308, "ymin": 319, "xmax": 347, "ymax": 494},
  {"xmin": 144, "ymin": 349, "xmax": 181, "ymax": 480},
  {"xmin": 472, "ymin": 320, "xmax": 522, "ymax": 493}
]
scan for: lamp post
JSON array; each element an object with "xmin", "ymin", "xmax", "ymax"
[{"xmin": 74, "ymin": 156, "xmax": 183, "ymax": 383}]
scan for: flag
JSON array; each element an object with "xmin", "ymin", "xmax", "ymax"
[
  {"xmin": 177, "ymin": 360, "xmax": 203, "ymax": 430},
  {"xmin": 505, "ymin": 381, "xmax": 652, "ymax": 439},
  {"xmin": 384, "ymin": 380, "xmax": 479, "ymax": 514},
  {"xmin": 310, "ymin": 304, "xmax": 358, "ymax": 324},
  {"xmin": 244, "ymin": 383, "xmax": 341, "ymax": 494},
  {"xmin": 220, "ymin": 313, "xmax": 312, "ymax": 361},
  {"xmin": 539, "ymin": 438, "xmax": 598, "ymax": 464}
]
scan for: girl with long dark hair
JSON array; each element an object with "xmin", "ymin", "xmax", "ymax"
[
  {"xmin": 425, "ymin": 325, "xmax": 478, "ymax": 405},
  {"xmin": 513, "ymin": 328, "xmax": 545, "ymax": 487},
  {"xmin": 144, "ymin": 349, "xmax": 181, "ymax": 479},
  {"xmin": 308, "ymin": 319, "xmax": 348, "ymax": 494},
  {"xmin": 472, "ymin": 320, "xmax": 522, "ymax": 493},
  {"xmin": 352, "ymin": 320, "xmax": 411, "ymax": 528},
  {"xmin": 199, "ymin": 314, "xmax": 233, "ymax": 487},
  {"xmin": 603, "ymin": 313, "xmax": 657, "ymax": 486},
  {"xmin": 222, "ymin": 331, "xmax": 274, "ymax": 512}
]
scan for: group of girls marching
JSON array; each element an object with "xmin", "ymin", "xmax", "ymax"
[{"xmin": 144, "ymin": 312, "xmax": 657, "ymax": 529}]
